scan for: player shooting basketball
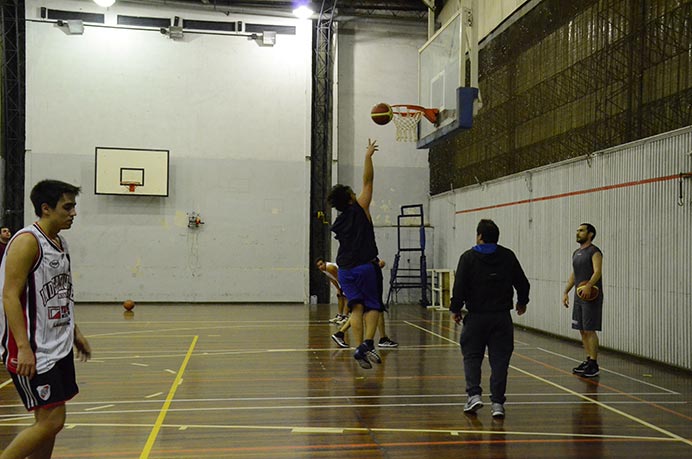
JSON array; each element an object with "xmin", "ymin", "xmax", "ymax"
[
  {"xmin": 327, "ymin": 139, "xmax": 384, "ymax": 369},
  {"xmin": 0, "ymin": 180, "xmax": 91, "ymax": 459}
]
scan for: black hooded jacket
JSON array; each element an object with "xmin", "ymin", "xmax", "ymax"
[{"xmin": 449, "ymin": 245, "xmax": 530, "ymax": 314}]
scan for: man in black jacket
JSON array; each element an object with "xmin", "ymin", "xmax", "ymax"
[{"xmin": 450, "ymin": 219, "xmax": 530, "ymax": 419}]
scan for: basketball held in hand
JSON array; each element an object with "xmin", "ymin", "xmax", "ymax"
[
  {"xmin": 576, "ymin": 281, "xmax": 599, "ymax": 301},
  {"xmin": 371, "ymin": 103, "xmax": 393, "ymax": 125}
]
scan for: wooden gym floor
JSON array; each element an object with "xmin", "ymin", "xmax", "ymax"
[{"xmin": 1, "ymin": 303, "xmax": 690, "ymax": 458}]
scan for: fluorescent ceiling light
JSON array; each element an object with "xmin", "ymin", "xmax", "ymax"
[
  {"xmin": 292, "ymin": 5, "xmax": 314, "ymax": 20},
  {"xmin": 93, "ymin": 0, "xmax": 116, "ymax": 7}
]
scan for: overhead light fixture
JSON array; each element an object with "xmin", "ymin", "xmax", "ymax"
[
  {"xmin": 93, "ymin": 0, "xmax": 116, "ymax": 6},
  {"xmin": 292, "ymin": 5, "xmax": 314, "ymax": 20}
]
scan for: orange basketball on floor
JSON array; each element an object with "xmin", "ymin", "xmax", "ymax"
[
  {"xmin": 371, "ymin": 103, "xmax": 393, "ymax": 125},
  {"xmin": 576, "ymin": 281, "xmax": 599, "ymax": 301},
  {"xmin": 123, "ymin": 299, "xmax": 135, "ymax": 311}
]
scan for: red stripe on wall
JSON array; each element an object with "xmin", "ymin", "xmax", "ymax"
[{"xmin": 455, "ymin": 173, "xmax": 684, "ymax": 215}]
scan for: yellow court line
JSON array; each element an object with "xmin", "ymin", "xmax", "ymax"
[
  {"xmin": 405, "ymin": 321, "xmax": 692, "ymax": 448},
  {"xmin": 0, "ymin": 378, "xmax": 13, "ymax": 389},
  {"xmin": 139, "ymin": 335, "xmax": 198, "ymax": 459}
]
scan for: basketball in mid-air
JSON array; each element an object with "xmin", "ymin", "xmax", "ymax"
[
  {"xmin": 576, "ymin": 281, "xmax": 599, "ymax": 301},
  {"xmin": 123, "ymin": 299, "xmax": 136, "ymax": 311},
  {"xmin": 371, "ymin": 103, "xmax": 393, "ymax": 125}
]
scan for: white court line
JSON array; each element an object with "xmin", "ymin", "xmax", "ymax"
[
  {"xmin": 405, "ymin": 321, "xmax": 457, "ymax": 344},
  {"xmin": 0, "ymin": 415, "xmax": 33, "ymax": 423},
  {"xmin": 404, "ymin": 320, "xmax": 529, "ymax": 346},
  {"xmin": 0, "ymin": 378, "xmax": 13, "ymax": 389},
  {"xmin": 80, "ymin": 345, "xmax": 459, "ymax": 362},
  {"xmin": 86, "ymin": 323, "xmax": 307, "ymax": 339},
  {"xmin": 536, "ymin": 347, "xmax": 680, "ymax": 394},
  {"xmin": 84, "ymin": 404, "xmax": 115, "ymax": 411},
  {"xmin": 0, "ymin": 391, "xmax": 679, "ymax": 412},
  {"xmin": 0, "ymin": 420, "xmax": 675, "ymax": 443},
  {"xmin": 407, "ymin": 320, "xmax": 692, "ymax": 447},
  {"xmin": 292, "ymin": 427, "xmax": 345, "ymax": 434},
  {"xmin": 39, "ymin": 400, "xmax": 685, "ymax": 418}
]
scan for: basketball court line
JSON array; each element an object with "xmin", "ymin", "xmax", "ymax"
[
  {"xmin": 139, "ymin": 335, "xmax": 198, "ymax": 459},
  {"xmin": 51, "ymin": 344, "xmax": 457, "ymax": 362},
  {"xmin": 1, "ymin": 320, "xmax": 687, "ymax": 450},
  {"xmin": 13, "ymin": 439, "xmax": 678, "ymax": 458},
  {"xmin": 536, "ymin": 347, "xmax": 681, "ymax": 394},
  {"xmin": 0, "ymin": 390, "xmax": 683, "ymax": 415},
  {"xmin": 0, "ymin": 419, "xmax": 678, "ymax": 444},
  {"xmin": 407, "ymin": 320, "xmax": 681, "ymax": 395},
  {"xmin": 2, "ymin": 397, "xmax": 685, "ymax": 422},
  {"xmin": 405, "ymin": 320, "xmax": 692, "ymax": 447},
  {"xmin": 514, "ymin": 352, "xmax": 692, "ymax": 423}
]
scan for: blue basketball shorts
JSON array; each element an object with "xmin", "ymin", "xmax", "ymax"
[{"xmin": 338, "ymin": 261, "xmax": 383, "ymax": 313}]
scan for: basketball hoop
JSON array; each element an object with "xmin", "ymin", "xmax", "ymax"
[
  {"xmin": 391, "ymin": 104, "xmax": 439, "ymax": 142},
  {"xmin": 120, "ymin": 181, "xmax": 140, "ymax": 193}
]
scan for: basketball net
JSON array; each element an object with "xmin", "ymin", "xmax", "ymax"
[
  {"xmin": 391, "ymin": 105, "xmax": 438, "ymax": 142},
  {"xmin": 392, "ymin": 108, "xmax": 422, "ymax": 142}
]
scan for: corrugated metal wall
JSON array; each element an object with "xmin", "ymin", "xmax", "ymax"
[{"xmin": 430, "ymin": 127, "xmax": 692, "ymax": 369}]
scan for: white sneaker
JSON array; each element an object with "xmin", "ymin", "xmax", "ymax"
[
  {"xmin": 328, "ymin": 314, "xmax": 341, "ymax": 324},
  {"xmin": 463, "ymin": 395, "xmax": 483, "ymax": 413},
  {"xmin": 491, "ymin": 403, "xmax": 505, "ymax": 418}
]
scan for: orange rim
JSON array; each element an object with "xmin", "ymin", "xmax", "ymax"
[{"xmin": 391, "ymin": 104, "xmax": 439, "ymax": 124}]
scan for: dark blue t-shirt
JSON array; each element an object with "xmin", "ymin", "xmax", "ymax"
[{"xmin": 332, "ymin": 202, "xmax": 378, "ymax": 269}]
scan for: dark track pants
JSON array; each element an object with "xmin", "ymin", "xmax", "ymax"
[{"xmin": 459, "ymin": 311, "xmax": 514, "ymax": 404}]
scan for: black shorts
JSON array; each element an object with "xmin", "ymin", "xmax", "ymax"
[
  {"xmin": 572, "ymin": 297, "xmax": 603, "ymax": 331},
  {"xmin": 10, "ymin": 351, "xmax": 79, "ymax": 411}
]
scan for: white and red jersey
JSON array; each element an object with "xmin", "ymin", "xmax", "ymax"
[{"xmin": 0, "ymin": 223, "xmax": 75, "ymax": 374}]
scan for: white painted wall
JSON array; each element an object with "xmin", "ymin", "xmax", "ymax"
[
  {"xmin": 335, "ymin": 20, "xmax": 433, "ymax": 304},
  {"xmin": 430, "ymin": 127, "xmax": 692, "ymax": 369},
  {"xmin": 24, "ymin": 0, "xmax": 312, "ymax": 302}
]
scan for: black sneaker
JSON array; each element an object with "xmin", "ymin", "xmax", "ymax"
[
  {"xmin": 581, "ymin": 360, "xmax": 600, "ymax": 378},
  {"xmin": 354, "ymin": 344, "xmax": 372, "ymax": 369},
  {"xmin": 378, "ymin": 337, "xmax": 399, "ymax": 348},
  {"xmin": 331, "ymin": 332, "xmax": 348, "ymax": 348},
  {"xmin": 572, "ymin": 358, "xmax": 590, "ymax": 374}
]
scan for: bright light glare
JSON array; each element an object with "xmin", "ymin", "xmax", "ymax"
[
  {"xmin": 292, "ymin": 5, "xmax": 314, "ymax": 20},
  {"xmin": 93, "ymin": 0, "xmax": 116, "ymax": 7}
]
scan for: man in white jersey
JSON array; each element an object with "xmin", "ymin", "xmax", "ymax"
[
  {"xmin": 1, "ymin": 179, "xmax": 91, "ymax": 459},
  {"xmin": 315, "ymin": 258, "xmax": 349, "ymax": 324},
  {"xmin": 0, "ymin": 226, "xmax": 11, "ymax": 260}
]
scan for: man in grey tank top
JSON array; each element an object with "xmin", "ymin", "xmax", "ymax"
[{"xmin": 562, "ymin": 223, "xmax": 603, "ymax": 378}]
